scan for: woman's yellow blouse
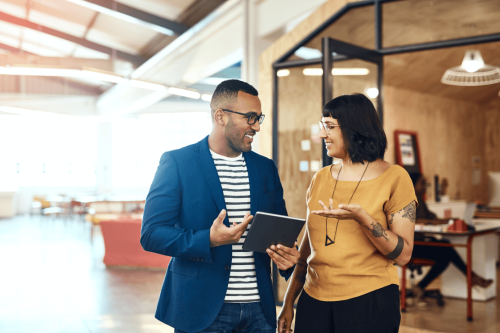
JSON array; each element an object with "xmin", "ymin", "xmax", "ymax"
[{"xmin": 304, "ymin": 165, "xmax": 417, "ymax": 302}]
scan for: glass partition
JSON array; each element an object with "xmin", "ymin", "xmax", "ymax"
[
  {"xmin": 284, "ymin": 4, "xmax": 375, "ymax": 62},
  {"xmin": 332, "ymin": 58, "xmax": 379, "ymax": 109},
  {"xmin": 383, "ymin": 0, "xmax": 500, "ymax": 48},
  {"xmin": 276, "ymin": 63, "xmax": 323, "ymax": 302}
]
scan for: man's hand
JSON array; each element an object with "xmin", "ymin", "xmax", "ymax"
[
  {"xmin": 266, "ymin": 242, "xmax": 299, "ymax": 270},
  {"xmin": 209, "ymin": 209, "xmax": 253, "ymax": 247}
]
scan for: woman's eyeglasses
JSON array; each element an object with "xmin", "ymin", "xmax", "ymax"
[{"xmin": 319, "ymin": 121, "xmax": 340, "ymax": 135}]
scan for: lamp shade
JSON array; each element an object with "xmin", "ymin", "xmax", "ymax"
[{"xmin": 441, "ymin": 50, "xmax": 500, "ymax": 86}]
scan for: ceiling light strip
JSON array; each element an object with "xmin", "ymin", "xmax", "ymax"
[
  {"xmin": 0, "ymin": 106, "xmax": 75, "ymax": 117},
  {"xmin": 0, "ymin": 66, "xmax": 212, "ymax": 98},
  {"xmin": 302, "ymin": 68, "xmax": 370, "ymax": 76},
  {"xmin": 168, "ymin": 87, "xmax": 201, "ymax": 99}
]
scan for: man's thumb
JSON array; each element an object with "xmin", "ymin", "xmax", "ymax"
[{"xmin": 216, "ymin": 209, "xmax": 226, "ymax": 223}]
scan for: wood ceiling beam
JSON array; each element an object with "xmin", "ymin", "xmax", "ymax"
[
  {"xmin": 70, "ymin": 11, "xmax": 100, "ymax": 56},
  {"xmin": 176, "ymin": 0, "xmax": 226, "ymax": 27},
  {"xmin": 139, "ymin": 0, "xmax": 225, "ymax": 59},
  {"xmin": 68, "ymin": 0, "xmax": 189, "ymax": 36},
  {"xmin": 18, "ymin": 0, "xmax": 33, "ymax": 51},
  {"xmin": 0, "ymin": 42, "xmax": 35, "ymax": 55},
  {"xmin": 0, "ymin": 11, "xmax": 145, "ymax": 66}
]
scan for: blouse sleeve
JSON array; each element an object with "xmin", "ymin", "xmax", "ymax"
[{"xmin": 383, "ymin": 166, "xmax": 418, "ymax": 216}]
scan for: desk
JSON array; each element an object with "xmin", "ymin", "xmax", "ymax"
[
  {"xmin": 401, "ymin": 222, "xmax": 500, "ymax": 321},
  {"xmin": 100, "ymin": 218, "xmax": 170, "ymax": 268},
  {"xmin": 75, "ymin": 195, "xmax": 146, "ymax": 215},
  {"xmin": 86, "ymin": 213, "xmax": 143, "ymax": 225}
]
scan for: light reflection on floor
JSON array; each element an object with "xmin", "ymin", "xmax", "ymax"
[{"xmin": 0, "ymin": 215, "xmax": 174, "ymax": 333}]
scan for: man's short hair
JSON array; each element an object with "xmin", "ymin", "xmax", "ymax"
[{"xmin": 210, "ymin": 79, "xmax": 258, "ymax": 114}]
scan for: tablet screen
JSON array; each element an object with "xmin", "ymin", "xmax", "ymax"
[{"xmin": 242, "ymin": 212, "xmax": 305, "ymax": 253}]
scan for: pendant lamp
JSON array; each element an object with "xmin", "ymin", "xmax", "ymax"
[{"xmin": 441, "ymin": 50, "xmax": 500, "ymax": 86}]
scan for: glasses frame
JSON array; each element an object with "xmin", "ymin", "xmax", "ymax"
[
  {"xmin": 221, "ymin": 109, "xmax": 265, "ymax": 125},
  {"xmin": 319, "ymin": 121, "xmax": 341, "ymax": 135}
]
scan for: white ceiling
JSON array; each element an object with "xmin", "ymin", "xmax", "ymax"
[
  {"xmin": 0, "ymin": 0, "xmax": 195, "ymax": 58},
  {"xmin": 0, "ymin": 0, "xmax": 328, "ymax": 117}
]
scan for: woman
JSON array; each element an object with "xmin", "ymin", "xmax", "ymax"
[
  {"xmin": 278, "ymin": 94, "xmax": 417, "ymax": 333},
  {"xmin": 410, "ymin": 172, "xmax": 493, "ymax": 305}
]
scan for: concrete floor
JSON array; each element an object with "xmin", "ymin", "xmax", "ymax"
[{"xmin": 0, "ymin": 215, "xmax": 498, "ymax": 333}]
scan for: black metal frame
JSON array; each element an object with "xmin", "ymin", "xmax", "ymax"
[
  {"xmin": 321, "ymin": 37, "xmax": 383, "ymax": 167},
  {"xmin": 82, "ymin": 0, "xmax": 189, "ymax": 36},
  {"xmin": 271, "ymin": 0, "xmax": 500, "ymax": 307}
]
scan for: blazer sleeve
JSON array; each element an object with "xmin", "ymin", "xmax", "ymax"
[
  {"xmin": 270, "ymin": 160, "xmax": 295, "ymax": 281},
  {"xmin": 140, "ymin": 152, "xmax": 212, "ymax": 263}
]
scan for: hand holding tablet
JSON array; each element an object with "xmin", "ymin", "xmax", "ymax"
[
  {"xmin": 266, "ymin": 242, "xmax": 300, "ymax": 271},
  {"xmin": 242, "ymin": 212, "xmax": 304, "ymax": 270}
]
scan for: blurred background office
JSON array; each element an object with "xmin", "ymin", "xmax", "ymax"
[{"xmin": 0, "ymin": 1, "xmax": 499, "ymax": 333}]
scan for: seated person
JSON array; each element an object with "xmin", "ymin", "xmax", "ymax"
[{"xmin": 409, "ymin": 172, "xmax": 493, "ymax": 305}]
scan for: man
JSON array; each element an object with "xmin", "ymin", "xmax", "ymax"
[{"xmin": 141, "ymin": 79, "xmax": 300, "ymax": 333}]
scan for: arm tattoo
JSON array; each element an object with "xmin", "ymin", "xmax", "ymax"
[
  {"xmin": 295, "ymin": 258, "xmax": 308, "ymax": 284},
  {"xmin": 402, "ymin": 201, "xmax": 416, "ymax": 223},
  {"xmin": 386, "ymin": 235, "xmax": 404, "ymax": 260},
  {"xmin": 388, "ymin": 213, "xmax": 395, "ymax": 224},
  {"xmin": 365, "ymin": 221, "xmax": 390, "ymax": 242}
]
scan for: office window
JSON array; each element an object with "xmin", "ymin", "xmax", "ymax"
[
  {"xmin": 0, "ymin": 115, "xmax": 98, "ymax": 188},
  {"xmin": 112, "ymin": 112, "xmax": 212, "ymax": 188}
]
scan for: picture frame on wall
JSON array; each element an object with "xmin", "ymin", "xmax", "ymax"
[{"xmin": 394, "ymin": 130, "xmax": 422, "ymax": 174}]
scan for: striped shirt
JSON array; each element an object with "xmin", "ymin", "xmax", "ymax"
[{"xmin": 210, "ymin": 150, "xmax": 260, "ymax": 303}]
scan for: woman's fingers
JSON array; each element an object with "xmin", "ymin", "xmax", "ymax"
[{"xmin": 318, "ymin": 200, "xmax": 330, "ymax": 210}]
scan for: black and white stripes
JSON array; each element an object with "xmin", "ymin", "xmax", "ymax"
[{"xmin": 210, "ymin": 150, "xmax": 260, "ymax": 303}]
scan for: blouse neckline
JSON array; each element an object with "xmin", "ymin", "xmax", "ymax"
[{"xmin": 328, "ymin": 164, "xmax": 398, "ymax": 183}]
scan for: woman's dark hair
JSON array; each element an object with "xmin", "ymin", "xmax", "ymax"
[
  {"xmin": 409, "ymin": 172, "xmax": 423, "ymax": 186},
  {"xmin": 322, "ymin": 94, "xmax": 387, "ymax": 163}
]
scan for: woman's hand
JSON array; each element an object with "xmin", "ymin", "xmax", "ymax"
[
  {"xmin": 311, "ymin": 199, "xmax": 365, "ymax": 222},
  {"xmin": 277, "ymin": 303, "xmax": 295, "ymax": 333}
]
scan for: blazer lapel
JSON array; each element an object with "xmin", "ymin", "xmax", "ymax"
[
  {"xmin": 244, "ymin": 152, "xmax": 259, "ymax": 216},
  {"xmin": 195, "ymin": 136, "xmax": 228, "ymax": 225}
]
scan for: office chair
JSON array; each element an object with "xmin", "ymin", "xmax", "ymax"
[{"xmin": 406, "ymin": 258, "xmax": 445, "ymax": 307}]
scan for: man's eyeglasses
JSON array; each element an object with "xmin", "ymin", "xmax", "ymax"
[
  {"xmin": 222, "ymin": 109, "xmax": 265, "ymax": 125},
  {"xmin": 319, "ymin": 121, "xmax": 340, "ymax": 135}
]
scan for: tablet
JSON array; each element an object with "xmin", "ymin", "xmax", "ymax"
[{"xmin": 242, "ymin": 212, "xmax": 305, "ymax": 253}]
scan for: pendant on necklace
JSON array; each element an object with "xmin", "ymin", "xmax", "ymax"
[{"xmin": 325, "ymin": 234, "xmax": 334, "ymax": 246}]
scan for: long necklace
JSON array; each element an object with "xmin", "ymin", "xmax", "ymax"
[{"xmin": 325, "ymin": 161, "xmax": 370, "ymax": 246}]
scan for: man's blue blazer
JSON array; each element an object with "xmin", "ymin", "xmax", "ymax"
[{"xmin": 141, "ymin": 136, "xmax": 292, "ymax": 332}]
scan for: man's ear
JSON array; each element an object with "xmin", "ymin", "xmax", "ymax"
[{"xmin": 214, "ymin": 109, "xmax": 225, "ymax": 125}]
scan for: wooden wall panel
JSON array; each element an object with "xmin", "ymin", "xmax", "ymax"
[
  {"xmin": 384, "ymin": 85, "xmax": 488, "ymax": 204},
  {"xmin": 483, "ymin": 100, "xmax": 500, "ymax": 201},
  {"xmin": 332, "ymin": 59, "xmax": 379, "ymax": 107},
  {"xmin": 277, "ymin": 67, "xmax": 323, "ymax": 301}
]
